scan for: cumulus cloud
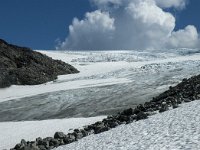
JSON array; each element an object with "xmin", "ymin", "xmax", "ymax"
[
  {"xmin": 125, "ymin": 0, "xmax": 175, "ymax": 49},
  {"xmin": 167, "ymin": 25, "xmax": 199, "ymax": 48},
  {"xmin": 155, "ymin": 0, "xmax": 188, "ymax": 9},
  {"xmin": 58, "ymin": 10, "xmax": 115, "ymax": 50},
  {"xmin": 57, "ymin": 0, "xmax": 199, "ymax": 50}
]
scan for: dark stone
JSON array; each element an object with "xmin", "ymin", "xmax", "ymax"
[
  {"xmin": 85, "ymin": 129, "xmax": 95, "ymax": 135},
  {"xmin": 54, "ymin": 132, "xmax": 66, "ymax": 139},
  {"xmin": 117, "ymin": 115, "xmax": 131, "ymax": 122},
  {"xmin": 95, "ymin": 126, "xmax": 110, "ymax": 134},
  {"xmin": 121, "ymin": 108, "xmax": 134, "ymax": 116},
  {"xmin": 15, "ymin": 142, "xmax": 39, "ymax": 150},
  {"xmin": 63, "ymin": 133, "xmax": 76, "ymax": 144},
  {"xmin": 184, "ymin": 98, "xmax": 191, "ymax": 103},
  {"xmin": 136, "ymin": 111, "xmax": 148, "ymax": 121},
  {"xmin": 80, "ymin": 129, "xmax": 88, "ymax": 137},
  {"xmin": 74, "ymin": 129, "xmax": 79, "ymax": 133},
  {"xmin": 20, "ymin": 146, "xmax": 39, "ymax": 150},
  {"xmin": 137, "ymin": 104, "xmax": 146, "ymax": 112},
  {"xmin": 40, "ymin": 140, "xmax": 49, "ymax": 149},
  {"xmin": 133, "ymin": 108, "xmax": 141, "ymax": 114},
  {"xmin": 159, "ymin": 102, "xmax": 169, "ymax": 113},
  {"xmin": 59, "ymin": 139, "xmax": 65, "ymax": 145},
  {"xmin": 84, "ymin": 125, "xmax": 94, "ymax": 131},
  {"xmin": 83, "ymin": 126, "xmax": 92, "ymax": 131},
  {"xmin": 172, "ymin": 102, "xmax": 178, "ymax": 109},
  {"xmin": 90, "ymin": 121, "xmax": 108, "ymax": 134},
  {"xmin": 38, "ymin": 145, "xmax": 46, "ymax": 150},
  {"xmin": 49, "ymin": 138, "xmax": 60, "ymax": 147},
  {"xmin": 0, "ymin": 39, "xmax": 79, "ymax": 88},
  {"xmin": 107, "ymin": 121, "xmax": 119, "ymax": 128},
  {"xmin": 36, "ymin": 137, "xmax": 43, "ymax": 145},
  {"xmin": 177, "ymin": 99, "xmax": 182, "ymax": 104},
  {"xmin": 130, "ymin": 114, "xmax": 137, "ymax": 120},
  {"xmin": 73, "ymin": 131, "xmax": 83, "ymax": 140},
  {"xmin": 14, "ymin": 143, "xmax": 23, "ymax": 149},
  {"xmin": 20, "ymin": 139, "xmax": 27, "ymax": 146}
]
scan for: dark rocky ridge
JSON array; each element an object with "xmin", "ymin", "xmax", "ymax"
[
  {"xmin": 11, "ymin": 74, "xmax": 200, "ymax": 150},
  {"xmin": 0, "ymin": 39, "xmax": 79, "ymax": 88}
]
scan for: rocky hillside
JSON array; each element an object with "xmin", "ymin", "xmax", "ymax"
[{"xmin": 0, "ymin": 39, "xmax": 79, "ymax": 88}]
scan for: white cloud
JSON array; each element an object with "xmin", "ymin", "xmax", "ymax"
[
  {"xmin": 57, "ymin": 0, "xmax": 199, "ymax": 50},
  {"xmin": 125, "ymin": 0, "xmax": 175, "ymax": 49},
  {"xmin": 58, "ymin": 10, "xmax": 115, "ymax": 50},
  {"xmin": 91, "ymin": 0, "xmax": 122, "ymax": 8},
  {"xmin": 167, "ymin": 25, "xmax": 199, "ymax": 48},
  {"xmin": 155, "ymin": 0, "xmax": 188, "ymax": 9}
]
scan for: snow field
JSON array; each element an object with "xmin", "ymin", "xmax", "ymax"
[
  {"xmin": 55, "ymin": 100, "xmax": 200, "ymax": 150},
  {"xmin": 0, "ymin": 116, "xmax": 105, "ymax": 149}
]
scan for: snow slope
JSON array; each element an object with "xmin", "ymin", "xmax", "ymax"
[
  {"xmin": 0, "ymin": 116, "xmax": 105, "ymax": 149},
  {"xmin": 55, "ymin": 100, "xmax": 200, "ymax": 150}
]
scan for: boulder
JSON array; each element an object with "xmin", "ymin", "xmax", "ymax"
[
  {"xmin": 136, "ymin": 111, "xmax": 148, "ymax": 121},
  {"xmin": 36, "ymin": 137, "xmax": 43, "ymax": 145},
  {"xmin": 73, "ymin": 130, "xmax": 83, "ymax": 140},
  {"xmin": 159, "ymin": 102, "xmax": 169, "ymax": 113},
  {"xmin": 95, "ymin": 126, "xmax": 110, "ymax": 134},
  {"xmin": 107, "ymin": 121, "xmax": 119, "ymax": 128},
  {"xmin": 49, "ymin": 138, "xmax": 60, "ymax": 147},
  {"xmin": 80, "ymin": 129, "xmax": 88, "ymax": 137},
  {"xmin": 63, "ymin": 133, "xmax": 76, "ymax": 144},
  {"xmin": 184, "ymin": 98, "xmax": 191, "ymax": 103},
  {"xmin": 54, "ymin": 132, "xmax": 66, "ymax": 139},
  {"xmin": 121, "ymin": 108, "xmax": 134, "ymax": 116},
  {"xmin": 117, "ymin": 115, "xmax": 131, "ymax": 122}
]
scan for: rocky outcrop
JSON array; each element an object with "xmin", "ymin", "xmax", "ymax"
[
  {"xmin": 0, "ymin": 39, "xmax": 79, "ymax": 88},
  {"xmin": 10, "ymin": 69, "xmax": 200, "ymax": 149}
]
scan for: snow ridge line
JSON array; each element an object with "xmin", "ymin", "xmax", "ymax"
[{"xmin": 11, "ymin": 74, "xmax": 200, "ymax": 150}]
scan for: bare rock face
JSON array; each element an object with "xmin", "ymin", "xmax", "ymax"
[{"xmin": 0, "ymin": 39, "xmax": 79, "ymax": 88}]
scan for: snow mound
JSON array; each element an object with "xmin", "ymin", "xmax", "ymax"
[{"xmin": 55, "ymin": 100, "xmax": 200, "ymax": 150}]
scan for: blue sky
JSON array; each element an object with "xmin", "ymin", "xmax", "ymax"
[
  {"xmin": 172, "ymin": 0, "xmax": 199, "ymax": 31},
  {"xmin": 0, "ymin": 0, "xmax": 199, "ymax": 50}
]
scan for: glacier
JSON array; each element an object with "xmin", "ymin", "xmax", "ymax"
[
  {"xmin": 1, "ymin": 49, "xmax": 200, "ymax": 149},
  {"xmin": 0, "ymin": 50, "xmax": 200, "ymax": 121}
]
